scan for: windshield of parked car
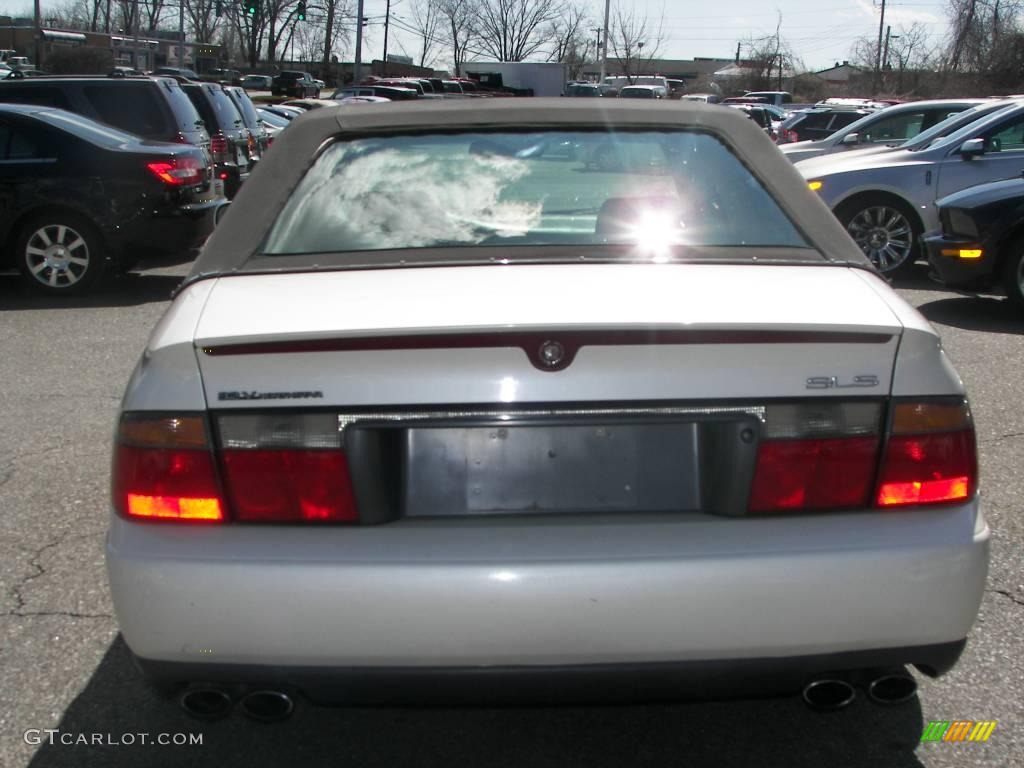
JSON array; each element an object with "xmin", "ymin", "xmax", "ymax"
[
  {"xmin": 907, "ymin": 101, "xmax": 1019, "ymax": 150},
  {"xmin": 263, "ymin": 130, "xmax": 810, "ymax": 257}
]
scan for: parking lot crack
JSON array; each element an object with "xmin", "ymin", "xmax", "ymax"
[
  {"xmin": 986, "ymin": 589, "xmax": 1024, "ymax": 608},
  {"xmin": 979, "ymin": 431, "xmax": 1024, "ymax": 445},
  {"xmin": 6, "ymin": 531, "xmax": 106, "ymax": 617}
]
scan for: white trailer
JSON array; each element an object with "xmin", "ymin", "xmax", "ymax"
[{"xmin": 460, "ymin": 62, "xmax": 569, "ymax": 97}]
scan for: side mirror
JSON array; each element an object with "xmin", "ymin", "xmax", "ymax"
[
  {"xmin": 841, "ymin": 132, "xmax": 860, "ymax": 146},
  {"xmin": 959, "ymin": 138, "xmax": 986, "ymax": 159},
  {"xmin": 213, "ymin": 201, "xmax": 231, "ymax": 226}
]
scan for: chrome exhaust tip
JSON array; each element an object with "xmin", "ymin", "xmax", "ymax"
[
  {"xmin": 867, "ymin": 670, "xmax": 918, "ymax": 705},
  {"xmin": 238, "ymin": 690, "xmax": 295, "ymax": 722},
  {"xmin": 801, "ymin": 678, "xmax": 856, "ymax": 711},
  {"xmin": 178, "ymin": 686, "xmax": 233, "ymax": 720}
]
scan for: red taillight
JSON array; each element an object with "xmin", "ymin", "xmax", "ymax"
[
  {"xmin": 113, "ymin": 415, "xmax": 224, "ymax": 523},
  {"xmin": 146, "ymin": 156, "xmax": 204, "ymax": 187},
  {"xmin": 749, "ymin": 401, "xmax": 882, "ymax": 513},
  {"xmin": 876, "ymin": 402, "xmax": 976, "ymax": 507},
  {"xmin": 210, "ymin": 132, "xmax": 229, "ymax": 162},
  {"xmin": 750, "ymin": 436, "xmax": 879, "ymax": 512},
  {"xmin": 222, "ymin": 450, "xmax": 358, "ymax": 522},
  {"xmin": 216, "ymin": 413, "xmax": 360, "ymax": 524},
  {"xmin": 749, "ymin": 399, "xmax": 977, "ymax": 514},
  {"xmin": 783, "ymin": 129, "xmax": 799, "ymax": 143}
]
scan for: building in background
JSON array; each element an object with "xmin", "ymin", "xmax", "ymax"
[{"xmin": 0, "ymin": 16, "xmax": 221, "ymax": 72}]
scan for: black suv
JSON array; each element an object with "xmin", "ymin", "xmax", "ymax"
[
  {"xmin": 180, "ymin": 82, "xmax": 250, "ymax": 198},
  {"xmin": 777, "ymin": 107, "xmax": 875, "ymax": 145},
  {"xmin": 271, "ymin": 71, "xmax": 319, "ymax": 98},
  {"xmin": 0, "ymin": 75, "xmax": 210, "ymax": 151},
  {"xmin": 223, "ymin": 85, "xmax": 270, "ymax": 161},
  {"xmin": 0, "ymin": 103, "xmax": 221, "ymax": 294}
]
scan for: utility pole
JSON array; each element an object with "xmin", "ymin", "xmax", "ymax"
[
  {"xmin": 33, "ymin": 0, "xmax": 41, "ymax": 67},
  {"xmin": 599, "ymin": 0, "xmax": 611, "ymax": 82},
  {"xmin": 873, "ymin": 0, "xmax": 887, "ymax": 94},
  {"xmin": 132, "ymin": 0, "xmax": 142, "ymax": 71},
  {"xmin": 353, "ymin": 0, "xmax": 365, "ymax": 84},
  {"xmin": 882, "ymin": 25, "xmax": 892, "ymax": 70},
  {"xmin": 178, "ymin": 0, "xmax": 185, "ymax": 69},
  {"xmin": 593, "ymin": 26, "xmax": 602, "ymax": 76},
  {"xmin": 382, "ymin": 0, "xmax": 391, "ymax": 76},
  {"xmin": 735, "ymin": 41, "xmax": 741, "ymax": 64}
]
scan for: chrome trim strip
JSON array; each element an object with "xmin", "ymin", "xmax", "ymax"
[{"xmin": 336, "ymin": 405, "xmax": 765, "ymax": 445}]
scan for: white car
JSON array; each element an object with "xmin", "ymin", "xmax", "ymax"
[
  {"xmin": 802, "ymin": 100, "xmax": 1024, "ymax": 273},
  {"xmin": 107, "ymin": 100, "xmax": 986, "ymax": 720},
  {"xmin": 781, "ymin": 99, "xmax": 988, "ymax": 164}
]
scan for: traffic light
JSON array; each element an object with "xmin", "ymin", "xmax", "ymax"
[
  {"xmin": 296, "ymin": 1, "xmax": 305, "ymax": 20},
  {"xmin": 245, "ymin": 1, "xmax": 258, "ymax": 16}
]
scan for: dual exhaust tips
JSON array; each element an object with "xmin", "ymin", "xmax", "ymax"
[
  {"xmin": 802, "ymin": 668, "xmax": 918, "ymax": 711},
  {"xmin": 179, "ymin": 687, "xmax": 294, "ymax": 722},
  {"xmin": 179, "ymin": 668, "xmax": 917, "ymax": 719}
]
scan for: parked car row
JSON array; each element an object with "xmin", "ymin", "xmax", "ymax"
[
  {"xmin": 782, "ymin": 97, "xmax": 1024, "ymax": 290},
  {"xmin": 0, "ymin": 72, "xmax": 286, "ymax": 294}
]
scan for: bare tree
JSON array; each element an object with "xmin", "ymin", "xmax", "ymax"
[
  {"xmin": 474, "ymin": 0, "xmax": 565, "ymax": 62},
  {"xmin": 736, "ymin": 14, "xmax": 797, "ymax": 92},
  {"xmin": 548, "ymin": 1, "xmax": 592, "ymax": 78},
  {"xmin": 607, "ymin": 3, "xmax": 665, "ymax": 82},
  {"xmin": 407, "ymin": 0, "xmax": 442, "ymax": 68},
  {"xmin": 437, "ymin": 0, "xmax": 475, "ymax": 73},
  {"xmin": 187, "ymin": 0, "xmax": 224, "ymax": 45}
]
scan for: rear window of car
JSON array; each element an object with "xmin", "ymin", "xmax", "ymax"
[
  {"xmin": 792, "ymin": 112, "xmax": 833, "ymax": 130},
  {"xmin": 160, "ymin": 80, "xmax": 206, "ymax": 134},
  {"xmin": 226, "ymin": 88, "xmax": 260, "ymax": 129},
  {"xmin": 36, "ymin": 109, "xmax": 138, "ymax": 147},
  {"xmin": 264, "ymin": 130, "xmax": 810, "ymax": 257},
  {"xmin": 82, "ymin": 84, "xmax": 166, "ymax": 138},
  {"xmin": 279, "ymin": 72, "xmax": 304, "ymax": 81},
  {"xmin": 0, "ymin": 85, "xmax": 70, "ymax": 109},
  {"xmin": 828, "ymin": 112, "xmax": 866, "ymax": 131},
  {"xmin": 185, "ymin": 85, "xmax": 241, "ymax": 132}
]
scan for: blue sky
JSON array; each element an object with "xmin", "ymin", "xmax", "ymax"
[{"xmin": 369, "ymin": 0, "xmax": 951, "ymax": 73}]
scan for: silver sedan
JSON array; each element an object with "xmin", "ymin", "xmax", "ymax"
[
  {"xmin": 106, "ymin": 100, "xmax": 986, "ymax": 719},
  {"xmin": 801, "ymin": 101, "xmax": 1024, "ymax": 273}
]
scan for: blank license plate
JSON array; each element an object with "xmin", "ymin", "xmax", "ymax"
[{"xmin": 403, "ymin": 423, "xmax": 700, "ymax": 516}]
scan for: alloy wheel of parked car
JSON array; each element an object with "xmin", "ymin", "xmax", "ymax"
[
  {"xmin": 17, "ymin": 214, "xmax": 103, "ymax": 294},
  {"xmin": 840, "ymin": 201, "xmax": 919, "ymax": 274}
]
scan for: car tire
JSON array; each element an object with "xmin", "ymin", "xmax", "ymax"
[
  {"xmin": 1001, "ymin": 237, "xmax": 1024, "ymax": 310},
  {"xmin": 836, "ymin": 196, "xmax": 922, "ymax": 276},
  {"xmin": 16, "ymin": 211, "xmax": 105, "ymax": 295}
]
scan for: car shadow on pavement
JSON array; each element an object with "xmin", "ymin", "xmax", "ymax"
[
  {"xmin": 0, "ymin": 274, "xmax": 184, "ymax": 311},
  {"xmin": 916, "ymin": 295, "xmax": 1024, "ymax": 335},
  {"xmin": 27, "ymin": 636, "xmax": 928, "ymax": 768}
]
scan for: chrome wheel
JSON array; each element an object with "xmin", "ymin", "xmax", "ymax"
[
  {"xmin": 845, "ymin": 205, "xmax": 914, "ymax": 273},
  {"xmin": 24, "ymin": 223, "xmax": 92, "ymax": 289}
]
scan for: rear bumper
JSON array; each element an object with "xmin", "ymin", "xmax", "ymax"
[
  {"xmin": 116, "ymin": 198, "xmax": 220, "ymax": 259},
  {"xmin": 924, "ymin": 234, "xmax": 998, "ymax": 289},
  {"xmin": 107, "ymin": 502, "xmax": 989, "ymax": 682},
  {"xmin": 135, "ymin": 641, "xmax": 968, "ymax": 704}
]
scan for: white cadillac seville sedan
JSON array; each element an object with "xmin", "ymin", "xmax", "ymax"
[{"xmin": 106, "ymin": 100, "xmax": 987, "ymax": 719}]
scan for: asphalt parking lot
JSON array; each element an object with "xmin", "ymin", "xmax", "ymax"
[{"xmin": 1, "ymin": 262, "xmax": 1022, "ymax": 768}]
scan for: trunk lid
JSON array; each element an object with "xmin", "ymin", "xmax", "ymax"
[{"xmin": 194, "ymin": 263, "xmax": 902, "ymax": 406}]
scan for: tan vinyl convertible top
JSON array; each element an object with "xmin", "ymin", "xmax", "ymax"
[{"xmin": 189, "ymin": 98, "xmax": 873, "ymax": 281}]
